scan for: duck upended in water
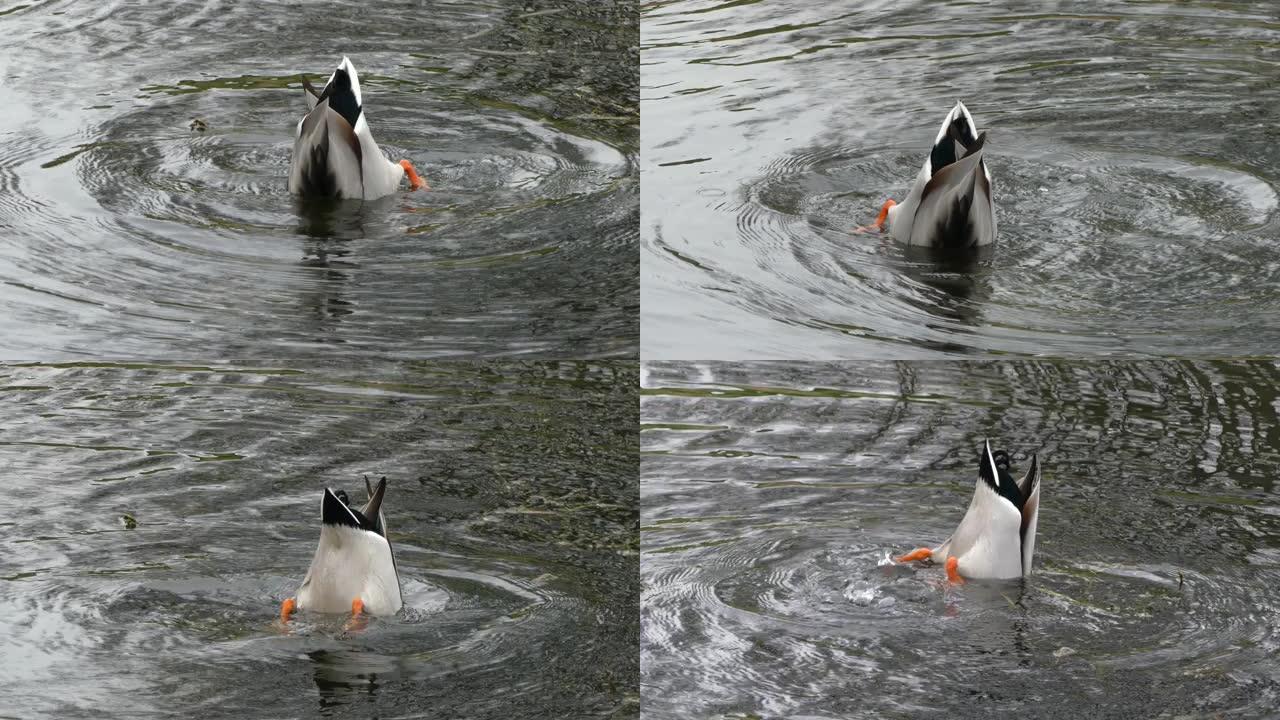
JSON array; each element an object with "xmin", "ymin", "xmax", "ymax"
[
  {"xmin": 896, "ymin": 440, "xmax": 1040, "ymax": 582},
  {"xmin": 281, "ymin": 477, "xmax": 403, "ymax": 619},
  {"xmin": 288, "ymin": 56, "xmax": 427, "ymax": 200},
  {"xmin": 861, "ymin": 101, "xmax": 995, "ymax": 249}
]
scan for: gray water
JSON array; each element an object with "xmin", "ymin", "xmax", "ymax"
[
  {"xmin": 1, "ymin": 361, "xmax": 638, "ymax": 718},
  {"xmin": 641, "ymin": 361, "xmax": 1280, "ymax": 718},
  {"xmin": 641, "ymin": 0, "xmax": 1280, "ymax": 358},
  {"xmin": 0, "ymin": 0, "xmax": 637, "ymax": 359}
]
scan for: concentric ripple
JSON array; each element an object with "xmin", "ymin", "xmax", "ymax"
[
  {"xmin": 733, "ymin": 143, "xmax": 1280, "ymax": 356},
  {"xmin": 642, "ymin": 360, "xmax": 1280, "ymax": 718},
  {"xmin": 641, "ymin": 0, "xmax": 1280, "ymax": 357},
  {"xmin": 0, "ymin": 361, "xmax": 638, "ymax": 718},
  {"xmin": 0, "ymin": 0, "xmax": 637, "ymax": 359}
]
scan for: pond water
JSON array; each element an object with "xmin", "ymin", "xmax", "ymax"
[
  {"xmin": 641, "ymin": 0, "xmax": 1280, "ymax": 358},
  {"xmin": 0, "ymin": 361, "xmax": 638, "ymax": 718},
  {"xmin": 0, "ymin": 0, "xmax": 637, "ymax": 359},
  {"xmin": 642, "ymin": 360, "xmax": 1280, "ymax": 718}
]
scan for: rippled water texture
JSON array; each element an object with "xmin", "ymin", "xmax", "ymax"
[
  {"xmin": 0, "ymin": 362, "xmax": 638, "ymax": 718},
  {"xmin": 0, "ymin": 0, "xmax": 637, "ymax": 359},
  {"xmin": 642, "ymin": 361, "xmax": 1280, "ymax": 718},
  {"xmin": 641, "ymin": 1, "xmax": 1280, "ymax": 358}
]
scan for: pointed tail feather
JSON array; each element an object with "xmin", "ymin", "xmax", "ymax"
[
  {"xmin": 359, "ymin": 477, "xmax": 387, "ymax": 529},
  {"xmin": 1019, "ymin": 454, "xmax": 1041, "ymax": 576},
  {"xmin": 302, "ymin": 76, "xmax": 321, "ymax": 111}
]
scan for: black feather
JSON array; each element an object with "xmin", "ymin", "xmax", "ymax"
[
  {"xmin": 319, "ymin": 68, "xmax": 362, "ymax": 131},
  {"xmin": 978, "ymin": 441, "xmax": 1024, "ymax": 510},
  {"xmin": 929, "ymin": 139, "xmax": 957, "ymax": 178},
  {"xmin": 929, "ymin": 110, "xmax": 979, "ymax": 176},
  {"xmin": 321, "ymin": 487, "xmax": 377, "ymax": 532},
  {"xmin": 298, "ymin": 141, "xmax": 339, "ymax": 197},
  {"xmin": 930, "ymin": 192, "xmax": 978, "ymax": 249}
]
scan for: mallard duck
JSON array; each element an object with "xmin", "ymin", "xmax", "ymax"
[
  {"xmin": 288, "ymin": 56, "xmax": 427, "ymax": 199},
  {"xmin": 896, "ymin": 440, "xmax": 1040, "ymax": 582},
  {"xmin": 861, "ymin": 101, "xmax": 995, "ymax": 249},
  {"xmin": 280, "ymin": 477, "xmax": 403, "ymax": 619}
]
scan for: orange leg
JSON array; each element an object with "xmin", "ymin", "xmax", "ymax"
[
  {"xmin": 854, "ymin": 198, "xmax": 896, "ymax": 234},
  {"xmin": 945, "ymin": 556, "xmax": 964, "ymax": 584},
  {"xmin": 897, "ymin": 547, "xmax": 933, "ymax": 563},
  {"xmin": 342, "ymin": 598, "xmax": 369, "ymax": 633},
  {"xmin": 280, "ymin": 597, "xmax": 297, "ymax": 622},
  {"xmin": 399, "ymin": 159, "xmax": 429, "ymax": 191},
  {"xmin": 896, "ymin": 547, "xmax": 933, "ymax": 564}
]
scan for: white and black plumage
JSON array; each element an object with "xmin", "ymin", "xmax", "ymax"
[
  {"xmin": 897, "ymin": 440, "xmax": 1041, "ymax": 582},
  {"xmin": 863, "ymin": 101, "xmax": 996, "ymax": 249},
  {"xmin": 287, "ymin": 56, "xmax": 427, "ymax": 200},
  {"xmin": 281, "ymin": 477, "xmax": 403, "ymax": 619}
]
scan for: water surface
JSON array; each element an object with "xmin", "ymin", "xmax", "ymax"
[
  {"xmin": 1, "ymin": 361, "xmax": 638, "ymax": 718},
  {"xmin": 642, "ymin": 360, "xmax": 1280, "ymax": 718},
  {"xmin": 641, "ymin": 0, "xmax": 1280, "ymax": 357},
  {"xmin": 0, "ymin": 0, "xmax": 638, "ymax": 359}
]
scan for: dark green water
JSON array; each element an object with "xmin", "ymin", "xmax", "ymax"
[
  {"xmin": 1, "ymin": 362, "xmax": 638, "ymax": 718},
  {"xmin": 642, "ymin": 361, "xmax": 1280, "ymax": 718},
  {"xmin": 0, "ymin": 0, "xmax": 637, "ymax": 359}
]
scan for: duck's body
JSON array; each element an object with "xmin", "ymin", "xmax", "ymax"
[
  {"xmin": 288, "ymin": 56, "xmax": 426, "ymax": 200},
  {"xmin": 865, "ymin": 101, "xmax": 995, "ymax": 249},
  {"xmin": 281, "ymin": 477, "xmax": 403, "ymax": 619},
  {"xmin": 897, "ymin": 441, "xmax": 1040, "ymax": 582}
]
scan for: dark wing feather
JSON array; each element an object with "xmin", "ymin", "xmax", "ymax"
[
  {"xmin": 960, "ymin": 131, "xmax": 987, "ymax": 159},
  {"xmin": 1018, "ymin": 454, "xmax": 1040, "ymax": 529},
  {"xmin": 361, "ymin": 476, "xmax": 402, "ymax": 601},
  {"xmin": 295, "ymin": 101, "xmax": 338, "ymax": 196},
  {"xmin": 916, "ymin": 133, "xmax": 988, "ymax": 248},
  {"xmin": 358, "ymin": 476, "xmax": 388, "ymax": 537},
  {"xmin": 328, "ymin": 109, "xmax": 365, "ymax": 195}
]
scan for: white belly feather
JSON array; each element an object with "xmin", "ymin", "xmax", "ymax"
[{"xmin": 297, "ymin": 524, "xmax": 403, "ymax": 615}]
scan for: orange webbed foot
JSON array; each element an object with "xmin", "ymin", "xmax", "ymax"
[
  {"xmin": 400, "ymin": 159, "xmax": 428, "ymax": 191},
  {"xmin": 896, "ymin": 547, "xmax": 933, "ymax": 564},
  {"xmin": 280, "ymin": 597, "xmax": 297, "ymax": 622},
  {"xmin": 854, "ymin": 199, "xmax": 896, "ymax": 235},
  {"xmin": 945, "ymin": 556, "xmax": 964, "ymax": 585}
]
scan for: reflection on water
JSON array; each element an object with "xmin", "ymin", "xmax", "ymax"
[
  {"xmin": 0, "ymin": 361, "xmax": 638, "ymax": 718},
  {"xmin": 642, "ymin": 360, "xmax": 1280, "ymax": 718},
  {"xmin": 641, "ymin": 1, "xmax": 1280, "ymax": 358},
  {"xmin": 0, "ymin": 0, "xmax": 637, "ymax": 359},
  {"xmin": 310, "ymin": 648, "xmax": 396, "ymax": 711}
]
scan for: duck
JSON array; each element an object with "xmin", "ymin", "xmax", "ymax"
[
  {"xmin": 280, "ymin": 476, "xmax": 403, "ymax": 620},
  {"xmin": 860, "ymin": 101, "xmax": 995, "ymax": 249},
  {"xmin": 896, "ymin": 440, "xmax": 1040, "ymax": 582},
  {"xmin": 288, "ymin": 56, "xmax": 427, "ymax": 199}
]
